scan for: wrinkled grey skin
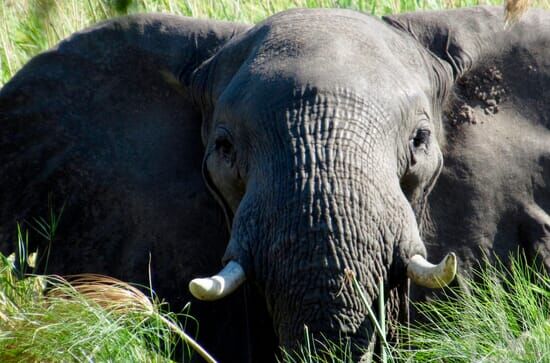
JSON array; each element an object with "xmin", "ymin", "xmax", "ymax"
[
  {"xmin": 196, "ymin": 9, "xmax": 441, "ymax": 354},
  {"xmin": 0, "ymin": 6, "xmax": 548, "ymax": 362},
  {"xmin": 385, "ymin": 8, "xmax": 550, "ymax": 305}
]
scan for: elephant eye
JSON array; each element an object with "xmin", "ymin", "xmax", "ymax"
[
  {"xmin": 412, "ymin": 129, "xmax": 431, "ymax": 148},
  {"xmin": 215, "ymin": 136, "xmax": 235, "ymax": 165}
]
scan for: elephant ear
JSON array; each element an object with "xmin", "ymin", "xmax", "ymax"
[
  {"xmin": 0, "ymin": 14, "xmax": 263, "ymax": 361},
  {"xmin": 383, "ymin": 6, "xmax": 550, "ymax": 130},
  {"xmin": 383, "ymin": 6, "xmax": 549, "ymax": 79},
  {"xmin": 384, "ymin": 6, "xmax": 550, "ymax": 271}
]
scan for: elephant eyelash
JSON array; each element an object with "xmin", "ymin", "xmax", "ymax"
[
  {"xmin": 412, "ymin": 129, "xmax": 431, "ymax": 148},
  {"xmin": 215, "ymin": 137, "xmax": 236, "ymax": 165},
  {"xmin": 215, "ymin": 138, "xmax": 232, "ymax": 153}
]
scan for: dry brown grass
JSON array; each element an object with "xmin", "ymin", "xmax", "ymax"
[
  {"xmin": 505, "ymin": 0, "xmax": 531, "ymax": 24},
  {"xmin": 47, "ymin": 274, "xmax": 217, "ymax": 362},
  {"xmin": 48, "ymin": 274, "xmax": 155, "ymax": 314}
]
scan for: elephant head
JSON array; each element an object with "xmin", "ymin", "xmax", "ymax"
[
  {"xmin": 185, "ymin": 8, "xmax": 458, "ymax": 352},
  {"xmin": 1, "ymin": 5, "xmax": 547, "ymax": 361}
]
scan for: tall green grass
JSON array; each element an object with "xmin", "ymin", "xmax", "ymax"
[
  {"xmin": 2, "ymin": 0, "xmax": 550, "ymax": 86},
  {"xmin": 280, "ymin": 255, "xmax": 550, "ymax": 363},
  {"xmin": 396, "ymin": 256, "xmax": 550, "ymax": 363},
  {"xmin": 3, "ymin": 240, "xmax": 547, "ymax": 362},
  {"xmin": 0, "ymin": 227, "xmax": 214, "ymax": 363}
]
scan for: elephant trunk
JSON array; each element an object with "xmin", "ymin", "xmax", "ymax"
[
  {"xmin": 220, "ymin": 97, "xmax": 421, "ymax": 350},
  {"xmin": 189, "ymin": 90, "xmax": 456, "ymax": 354}
]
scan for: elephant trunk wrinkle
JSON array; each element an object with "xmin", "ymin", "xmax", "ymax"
[
  {"xmin": 226, "ymin": 89, "xmax": 427, "ymax": 354},
  {"xmin": 258, "ymin": 176, "xmax": 401, "ymax": 352}
]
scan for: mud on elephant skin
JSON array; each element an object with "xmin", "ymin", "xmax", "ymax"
[
  {"xmin": 384, "ymin": 5, "xmax": 550, "ymax": 277},
  {"xmin": 389, "ymin": 6, "xmax": 550, "ymax": 305},
  {"xmin": 0, "ymin": 5, "xmax": 548, "ymax": 362}
]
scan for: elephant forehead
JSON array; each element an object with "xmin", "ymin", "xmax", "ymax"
[
  {"xmin": 211, "ymin": 9, "xmax": 432, "ymax": 117},
  {"xmin": 214, "ymin": 71, "xmax": 425, "ymax": 141},
  {"xmin": 250, "ymin": 13, "xmax": 416, "ymax": 83},
  {"xmin": 215, "ymin": 84, "xmax": 398, "ymax": 153}
]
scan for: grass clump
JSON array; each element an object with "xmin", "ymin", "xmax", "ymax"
[
  {"xmin": 278, "ymin": 326, "xmax": 355, "ymax": 363},
  {"xmin": 281, "ymin": 255, "xmax": 550, "ymax": 363},
  {"xmin": 396, "ymin": 255, "xmax": 550, "ymax": 363},
  {"xmin": 0, "ymin": 234, "xmax": 214, "ymax": 363}
]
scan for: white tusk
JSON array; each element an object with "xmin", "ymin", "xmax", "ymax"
[
  {"xmin": 407, "ymin": 253, "xmax": 457, "ymax": 288},
  {"xmin": 189, "ymin": 261, "xmax": 246, "ymax": 301}
]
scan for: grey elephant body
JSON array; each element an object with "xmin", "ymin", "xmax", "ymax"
[
  {"xmin": 426, "ymin": 45, "xmax": 550, "ymax": 274},
  {"xmin": 0, "ymin": 6, "xmax": 548, "ymax": 362},
  {"xmin": 391, "ymin": 6, "xmax": 550, "ymax": 290},
  {"xmin": 385, "ymin": 5, "xmax": 550, "ymax": 317},
  {"xmin": 0, "ymin": 15, "xmax": 276, "ymax": 362}
]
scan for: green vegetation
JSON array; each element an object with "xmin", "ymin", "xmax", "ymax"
[
  {"xmin": 2, "ymin": 0, "xmax": 550, "ymax": 86},
  {"xmin": 0, "ymin": 226, "xmax": 213, "ymax": 362},
  {"xmin": 280, "ymin": 256, "xmax": 550, "ymax": 363},
  {"xmin": 279, "ymin": 334, "xmax": 355, "ymax": 363},
  {"xmin": 2, "ymin": 240, "xmax": 548, "ymax": 362},
  {"xmin": 396, "ymin": 256, "xmax": 550, "ymax": 363}
]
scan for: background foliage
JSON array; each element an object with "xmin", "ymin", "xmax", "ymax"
[{"xmin": 1, "ymin": 0, "xmax": 550, "ymax": 86}]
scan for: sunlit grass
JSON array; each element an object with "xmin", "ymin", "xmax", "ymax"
[
  {"xmin": 2, "ymin": 0, "xmax": 550, "ymax": 86},
  {"xmin": 3, "ymin": 235, "xmax": 546, "ymax": 362},
  {"xmin": 279, "ymin": 331, "xmax": 356, "ymax": 363},
  {"xmin": 280, "ymin": 255, "xmax": 550, "ymax": 363},
  {"xmin": 0, "ymin": 228, "xmax": 213, "ymax": 363},
  {"xmin": 395, "ymin": 255, "xmax": 550, "ymax": 363}
]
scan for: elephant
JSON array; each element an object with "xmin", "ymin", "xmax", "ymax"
[
  {"xmin": 0, "ymin": 5, "xmax": 548, "ymax": 362},
  {"xmin": 390, "ymin": 8, "xmax": 550, "ymax": 304}
]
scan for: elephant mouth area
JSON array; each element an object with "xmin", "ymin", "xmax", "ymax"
[
  {"xmin": 272, "ymin": 290, "xmax": 378, "ymax": 348},
  {"xmin": 277, "ymin": 309, "xmax": 373, "ymax": 350},
  {"xmin": 258, "ymin": 223, "xmax": 395, "ymax": 348}
]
